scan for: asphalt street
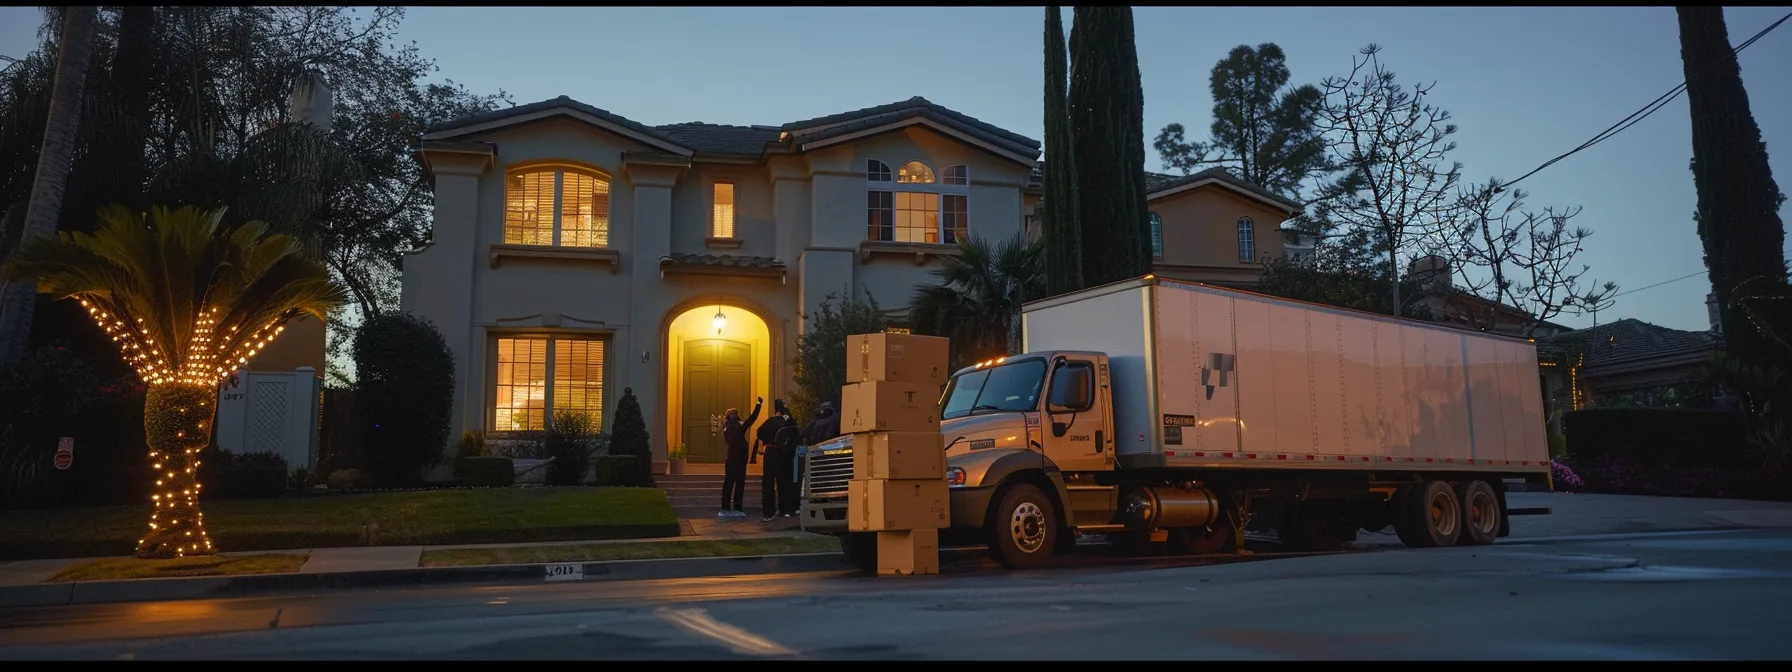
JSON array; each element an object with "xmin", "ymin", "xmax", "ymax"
[{"xmin": 4, "ymin": 526, "xmax": 1791, "ymax": 660}]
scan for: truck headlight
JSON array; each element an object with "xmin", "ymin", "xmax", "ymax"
[{"xmin": 946, "ymin": 466, "xmax": 966, "ymax": 487}]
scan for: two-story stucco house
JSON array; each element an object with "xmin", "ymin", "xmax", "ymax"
[
  {"xmin": 401, "ymin": 96, "xmax": 1040, "ymax": 471},
  {"xmin": 1022, "ymin": 166, "xmax": 1304, "ymax": 287}
]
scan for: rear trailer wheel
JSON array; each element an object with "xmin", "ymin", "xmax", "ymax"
[
  {"xmin": 841, "ymin": 532, "xmax": 877, "ymax": 573},
  {"xmin": 988, "ymin": 483, "xmax": 1058, "ymax": 570},
  {"xmin": 1395, "ymin": 480, "xmax": 1463, "ymax": 548},
  {"xmin": 1456, "ymin": 480, "xmax": 1502, "ymax": 546}
]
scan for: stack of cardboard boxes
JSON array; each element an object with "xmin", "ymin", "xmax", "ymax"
[{"xmin": 841, "ymin": 332, "xmax": 951, "ymax": 576}]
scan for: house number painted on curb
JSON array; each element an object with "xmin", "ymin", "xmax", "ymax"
[{"xmin": 544, "ymin": 563, "xmax": 584, "ymax": 582}]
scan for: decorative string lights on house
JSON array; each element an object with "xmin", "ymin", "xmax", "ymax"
[{"xmin": 79, "ymin": 296, "xmax": 297, "ymax": 559}]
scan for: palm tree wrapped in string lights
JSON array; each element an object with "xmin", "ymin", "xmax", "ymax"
[{"xmin": 3, "ymin": 205, "xmax": 345, "ymax": 558}]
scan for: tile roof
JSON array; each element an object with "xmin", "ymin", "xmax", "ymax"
[
  {"xmin": 1147, "ymin": 167, "xmax": 1302, "ymax": 213},
  {"xmin": 1536, "ymin": 318, "xmax": 1718, "ymax": 369},
  {"xmin": 654, "ymin": 122, "xmax": 781, "ymax": 156},
  {"xmin": 779, "ymin": 97, "xmax": 1040, "ymax": 160},
  {"xmin": 659, "ymin": 253, "xmax": 787, "ymax": 270},
  {"xmin": 425, "ymin": 95, "xmax": 688, "ymax": 153}
]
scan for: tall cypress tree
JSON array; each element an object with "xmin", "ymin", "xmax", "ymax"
[
  {"xmin": 1042, "ymin": 6, "xmax": 1083, "ymax": 296},
  {"xmin": 1068, "ymin": 7, "xmax": 1151, "ymax": 287},
  {"xmin": 1677, "ymin": 7, "xmax": 1789, "ymax": 375}
]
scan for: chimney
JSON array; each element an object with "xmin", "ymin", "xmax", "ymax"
[
  {"xmin": 1706, "ymin": 292, "xmax": 1723, "ymax": 335},
  {"xmin": 288, "ymin": 70, "xmax": 334, "ymax": 133},
  {"xmin": 1408, "ymin": 255, "xmax": 1452, "ymax": 291}
]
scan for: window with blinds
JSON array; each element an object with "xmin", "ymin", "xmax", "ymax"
[
  {"xmin": 895, "ymin": 192, "xmax": 939, "ymax": 243},
  {"xmin": 504, "ymin": 172, "xmax": 556, "ymax": 246},
  {"xmin": 560, "ymin": 171, "xmax": 610, "ymax": 248},
  {"xmin": 493, "ymin": 338, "xmax": 548, "ymax": 431},
  {"xmin": 553, "ymin": 339, "xmax": 605, "ymax": 427},
  {"xmin": 491, "ymin": 336, "xmax": 606, "ymax": 432},
  {"xmin": 712, "ymin": 182, "xmax": 736, "ymax": 238},
  {"xmin": 503, "ymin": 167, "xmax": 609, "ymax": 248}
]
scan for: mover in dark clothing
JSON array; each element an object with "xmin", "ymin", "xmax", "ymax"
[
  {"xmin": 719, "ymin": 397, "xmax": 762, "ymax": 517},
  {"xmin": 759, "ymin": 400, "xmax": 801, "ymax": 521},
  {"xmin": 801, "ymin": 401, "xmax": 842, "ymax": 446}
]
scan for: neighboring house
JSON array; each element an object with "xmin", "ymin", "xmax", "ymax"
[
  {"xmin": 1534, "ymin": 315, "xmax": 1722, "ymax": 436},
  {"xmin": 1402, "ymin": 255, "xmax": 1573, "ymax": 340},
  {"xmin": 400, "ymin": 95, "xmax": 1038, "ymax": 471},
  {"xmin": 1021, "ymin": 166, "xmax": 1302, "ymax": 287}
]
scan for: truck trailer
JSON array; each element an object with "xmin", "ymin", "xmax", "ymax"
[{"xmin": 801, "ymin": 276, "xmax": 1552, "ymax": 571}]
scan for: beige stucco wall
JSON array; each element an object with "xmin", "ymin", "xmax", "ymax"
[
  {"xmin": 1148, "ymin": 186, "xmax": 1289, "ymax": 286},
  {"xmin": 402, "ymin": 116, "xmax": 1033, "ymax": 472}
]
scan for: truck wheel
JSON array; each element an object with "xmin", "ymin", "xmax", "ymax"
[
  {"xmin": 1456, "ymin": 480, "xmax": 1501, "ymax": 546},
  {"xmin": 1284, "ymin": 500, "xmax": 1355, "ymax": 552},
  {"xmin": 1394, "ymin": 480, "xmax": 1462, "ymax": 548},
  {"xmin": 988, "ymin": 483, "xmax": 1058, "ymax": 570},
  {"xmin": 840, "ymin": 532, "xmax": 877, "ymax": 573},
  {"xmin": 1169, "ymin": 517, "xmax": 1236, "ymax": 555}
]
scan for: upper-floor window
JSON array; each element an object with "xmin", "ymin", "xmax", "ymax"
[
  {"xmin": 1149, "ymin": 212, "xmax": 1163, "ymax": 259},
  {"xmin": 868, "ymin": 160, "xmax": 970, "ymax": 244},
  {"xmin": 712, "ymin": 181, "xmax": 736, "ymax": 239},
  {"xmin": 1237, "ymin": 216, "xmax": 1255, "ymax": 263},
  {"xmin": 897, "ymin": 161, "xmax": 935, "ymax": 184},
  {"xmin": 504, "ymin": 166, "xmax": 610, "ymax": 247}
]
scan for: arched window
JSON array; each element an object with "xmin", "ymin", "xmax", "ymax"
[
  {"xmin": 1149, "ymin": 212, "xmax": 1163, "ymax": 259},
  {"xmin": 866, "ymin": 160, "xmax": 892, "ymax": 182},
  {"xmin": 1236, "ymin": 216, "xmax": 1256, "ymax": 263},
  {"xmin": 504, "ymin": 166, "xmax": 610, "ymax": 248},
  {"xmin": 896, "ymin": 160, "xmax": 935, "ymax": 184}
]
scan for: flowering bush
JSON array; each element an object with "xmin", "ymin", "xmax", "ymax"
[{"xmin": 1550, "ymin": 459, "xmax": 1584, "ymax": 492}]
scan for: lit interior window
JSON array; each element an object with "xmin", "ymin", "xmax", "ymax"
[{"xmin": 713, "ymin": 182, "xmax": 736, "ymax": 239}]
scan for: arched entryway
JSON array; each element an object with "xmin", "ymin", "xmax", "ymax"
[{"xmin": 664, "ymin": 302, "xmax": 772, "ymax": 464}]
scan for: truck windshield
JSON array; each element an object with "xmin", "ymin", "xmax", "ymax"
[{"xmin": 941, "ymin": 359, "xmax": 1047, "ymax": 419}]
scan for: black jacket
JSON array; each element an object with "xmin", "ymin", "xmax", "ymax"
[
  {"xmin": 802, "ymin": 412, "xmax": 841, "ymax": 446},
  {"xmin": 755, "ymin": 414, "xmax": 791, "ymax": 457},
  {"xmin": 722, "ymin": 401, "xmax": 761, "ymax": 464}
]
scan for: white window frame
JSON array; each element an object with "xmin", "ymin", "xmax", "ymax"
[
  {"xmin": 503, "ymin": 165, "xmax": 612, "ymax": 249},
  {"xmin": 489, "ymin": 334, "xmax": 609, "ymax": 433},
  {"xmin": 1237, "ymin": 216, "xmax": 1256, "ymax": 263},
  {"xmin": 1149, "ymin": 212, "xmax": 1163, "ymax": 259},
  {"xmin": 866, "ymin": 160, "xmax": 970, "ymax": 244}
]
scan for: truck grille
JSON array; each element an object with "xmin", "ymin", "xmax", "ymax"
[{"xmin": 805, "ymin": 447, "xmax": 854, "ymax": 500}]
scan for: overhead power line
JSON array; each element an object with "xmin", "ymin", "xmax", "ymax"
[
  {"xmin": 1610, "ymin": 270, "xmax": 1707, "ymax": 299},
  {"xmin": 1498, "ymin": 10, "xmax": 1792, "ymax": 192}
]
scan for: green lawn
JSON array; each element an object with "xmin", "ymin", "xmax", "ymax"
[
  {"xmin": 48, "ymin": 554, "xmax": 311, "ymax": 582},
  {"xmin": 1, "ymin": 487, "xmax": 680, "ymax": 561},
  {"xmin": 421, "ymin": 536, "xmax": 841, "ymax": 567}
]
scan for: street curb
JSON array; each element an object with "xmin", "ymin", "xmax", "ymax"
[{"xmin": 0, "ymin": 551, "xmax": 862, "ymax": 609}]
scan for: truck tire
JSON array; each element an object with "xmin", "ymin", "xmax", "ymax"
[
  {"xmin": 988, "ymin": 483, "xmax": 1058, "ymax": 570},
  {"xmin": 1169, "ymin": 516, "xmax": 1236, "ymax": 555},
  {"xmin": 1394, "ymin": 480, "xmax": 1462, "ymax": 548},
  {"xmin": 840, "ymin": 532, "xmax": 878, "ymax": 573},
  {"xmin": 1456, "ymin": 480, "xmax": 1501, "ymax": 547}
]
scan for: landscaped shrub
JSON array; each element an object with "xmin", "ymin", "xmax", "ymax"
[
  {"xmin": 1550, "ymin": 458, "xmax": 1583, "ymax": 492},
  {"xmin": 316, "ymin": 387, "xmax": 363, "ymax": 476},
  {"xmin": 1554, "ymin": 454, "xmax": 1791, "ymax": 502},
  {"xmin": 0, "ymin": 345, "xmax": 148, "ymax": 509},
  {"xmin": 203, "ymin": 450, "xmax": 290, "ymax": 500},
  {"xmin": 353, "ymin": 312, "xmax": 456, "ymax": 487},
  {"xmin": 456, "ymin": 430, "xmax": 487, "ymax": 459},
  {"xmin": 327, "ymin": 468, "xmax": 370, "ymax": 490},
  {"xmin": 594, "ymin": 455, "xmax": 644, "ymax": 487},
  {"xmin": 608, "ymin": 388, "xmax": 654, "ymax": 487},
  {"xmin": 454, "ymin": 457, "xmax": 515, "ymax": 488},
  {"xmin": 1562, "ymin": 408, "xmax": 1749, "ymax": 468},
  {"xmin": 545, "ymin": 411, "xmax": 606, "ymax": 486}
]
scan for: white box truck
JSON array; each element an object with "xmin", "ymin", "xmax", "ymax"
[{"xmin": 802, "ymin": 276, "xmax": 1552, "ymax": 571}]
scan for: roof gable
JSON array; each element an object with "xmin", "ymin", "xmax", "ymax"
[
  {"xmin": 424, "ymin": 96, "xmax": 693, "ymax": 157},
  {"xmin": 781, "ymin": 97, "xmax": 1041, "ymax": 166},
  {"xmin": 1147, "ymin": 167, "xmax": 1301, "ymax": 215}
]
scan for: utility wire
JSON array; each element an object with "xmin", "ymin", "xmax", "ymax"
[
  {"xmin": 1498, "ymin": 10, "xmax": 1792, "ymax": 192},
  {"xmin": 1610, "ymin": 270, "xmax": 1707, "ymax": 299}
]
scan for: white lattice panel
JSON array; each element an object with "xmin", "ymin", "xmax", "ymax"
[{"xmin": 249, "ymin": 380, "xmax": 290, "ymax": 454}]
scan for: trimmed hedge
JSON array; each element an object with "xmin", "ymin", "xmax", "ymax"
[
  {"xmin": 594, "ymin": 455, "xmax": 647, "ymax": 487},
  {"xmin": 1563, "ymin": 408, "xmax": 1749, "ymax": 468},
  {"xmin": 454, "ymin": 457, "xmax": 515, "ymax": 488},
  {"xmin": 203, "ymin": 451, "xmax": 290, "ymax": 500}
]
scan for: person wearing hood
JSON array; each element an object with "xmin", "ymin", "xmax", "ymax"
[
  {"xmin": 758, "ymin": 399, "xmax": 801, "ymax": 521},
  {"xmin": 718, "ymin": 397, "xmax": 762, "ymax": 518},
  {"xmin": 801, "ymin": 401, "xmax": 841, "ymax": 446}
]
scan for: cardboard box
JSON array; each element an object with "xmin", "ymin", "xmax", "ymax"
[
  {"xmin": 851, "ymin": 431, "xmax": 946, "ymax": 480},
  {"xmin": 876, "ymin": 528, "xmax": 940, "ymax": 576},
  {"xmin": 848, "ymin": 477, "xmax": 949, "ymax": 531},
  {"xmin": 848, "ymin": 333, "xmax": 950, "ymax": 386},
  {"xmin": 841, "ymin": 381, "xmax": 939, "ymax": 433}
]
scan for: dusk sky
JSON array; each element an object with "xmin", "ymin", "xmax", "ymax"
[{"xmin": 3, "ymin": 6, "xmax": 1787, "ymax": 334}]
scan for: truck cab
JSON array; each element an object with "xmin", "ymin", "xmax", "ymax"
[{"xmin": 802, "ymin": 350, "xmax": 1126, "ymax": 569}]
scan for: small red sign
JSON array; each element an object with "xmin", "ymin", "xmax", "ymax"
[{"xmin": 54, "ymin": 437, "xmax": 73, "ymax": 471}]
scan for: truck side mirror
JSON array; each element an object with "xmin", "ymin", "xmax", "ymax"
[{"xmin": 1048, "ymin": 364, "xmax": 1092, "ymax": 412}]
